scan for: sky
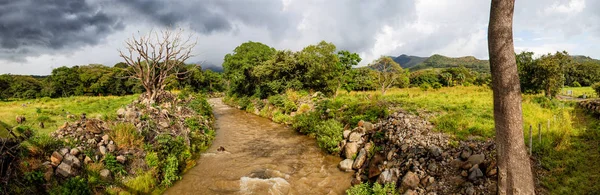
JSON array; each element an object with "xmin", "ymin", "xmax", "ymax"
[{"xmin": 0, "ymin": 0, "xmax": 599, "ymax": 75}]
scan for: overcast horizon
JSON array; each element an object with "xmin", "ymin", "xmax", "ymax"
[{"xmin": 1, "ymin": 0, "xmax": 598, "ymax": 75}]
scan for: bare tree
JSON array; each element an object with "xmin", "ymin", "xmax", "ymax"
[
  {"xmin": 371, "ymin": 56, "xmax": 402, "ymax": 95},
  {"xmin": 118, "ymin": 28, "xmax": 196, "ymax": 103},
  {"xmin": 488, "ymin": 0, "xmax": 535, "ymax": 194}
]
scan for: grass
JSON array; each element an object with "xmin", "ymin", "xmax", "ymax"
[
  {"xmin": 560, "ymin": 87, "xmax": 596, "ymax": 98},
  {"xmin": 0, "ymin": 95, "xmax": 137, "ymax": 137}
]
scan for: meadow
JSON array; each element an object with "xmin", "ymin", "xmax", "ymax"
[{"xmin": 0, "ymin": 95, "xmax": 137, "ymax": 137}]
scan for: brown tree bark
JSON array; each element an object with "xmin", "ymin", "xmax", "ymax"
[{"xmin": 488, "ymin": 0, "xmax": 535, "ymax": 194}]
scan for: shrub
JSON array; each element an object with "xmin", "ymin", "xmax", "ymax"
[
  {"xmin": 372, "ymin": 182, "xmax": 398, "ymax": 195},
  {"xmin": 346, "ymin": 183, "xmax": 372, "ymax": 195},
  {"xmin": 124, "ymin": 170, "xmax": 157, "ymax": 194},
  {"xmin": 188, "ymin": 97, "xmax": 213, "ymax": 117},
  {"xmin": 23, "ymin": 170, "xmax": 45, "ymax": 186},
  {"xmin": 272, "ymin": 111, "xmax": 292, "ymax": 124},
  {"xmin": 49, "ymin": 176, "xmax": 91, "ymax": 195},
  {"xmin": 292, "ymin": 112, "xmax": 320, "ymax": 135},
  {"xmin": 297, "ymin": 103, "xmax": 311, "ymax": 114},
  {"xmin": 432, "ymin": 82, "xmax": 442, "ymax": 90},
  {"xmin": 592, "ymin": 82, "xmax": 600, "ymax": 97},
  {"xmin": 110, "ymin": 123, "xmax": 143, "ymax": 149},
  {"xmin": 27, "ymin": 134, "xmax": 63, "ymax": 155},
  {"xmin": 161, "ymin": 155, "xmax": 181, "ymax": 187},
  {"xmin": 315, "ymin": 119, "xmax": 344, "ymax": 154},
  {"xmin": 145, "ymin": 152, "xmax": 159, "ymax": 168},
  {"xmin": 419, "ymin": 83, "xmax": 431, "ymax": 91},
  {"xmin": 104, "ymin": 154, "xmax": 126, "ymax": 176}
]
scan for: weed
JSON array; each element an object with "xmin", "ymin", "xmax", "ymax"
[{"xmin": 110, "ymin": 123, "xmax": 143, "ymax": 149}]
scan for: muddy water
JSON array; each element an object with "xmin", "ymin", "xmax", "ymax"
[{"xmin": 165, "ymin": 98, "xmax": 352, "ymax": 195}]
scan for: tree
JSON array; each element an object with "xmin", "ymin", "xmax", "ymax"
[
  {"xmin": 223, "ymin": 41, "xmax": 276, "ymax": 97},
  {"xmin": 537, "ymin": 51, "xmax": 569, "ymax": 98},
  {"xmin": 296, "ymin": 41, "xmax": 341, "ymax": 96},
  {"xmin": 516, "ymin": 51, "xmax": 540, "ymax": 94},
  {"xmin": 335, "ymin": 50, "xmax": 361, "ymax": 96},
  {"xmin": 118, "ymin": 28, "xmax": 196, "ymax": 103},
  {"xmin": 488, "ymin": 0, "xmax": 535, "ymax": 194},
  {"xmin": 370, "ymin": 56, "xmax": 402, "ymax": 95}
]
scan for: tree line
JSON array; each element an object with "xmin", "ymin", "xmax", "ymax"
[{"xmin": 0, "ymin": 63, "xmax": 224, "ymax": 100}]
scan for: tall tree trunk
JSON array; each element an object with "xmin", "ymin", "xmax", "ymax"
[{"xmin": 488, "ymin": 0, "xmax": 535, "ymax": 194}]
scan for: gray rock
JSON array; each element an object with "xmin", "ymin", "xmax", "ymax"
[
  {"xmin": 343, "ymin": 130, "xmax": 351, "ymax": 139},
  {"xmin": 348, "ymin": 132, "xmax": 363, "ymax": 142},
  {"xmin": 116, "ymin": 155, "xmax": 126, "ymax": 164},
  {"xmin": 468, "ymin": 166, "xmax": 484, "ymax": 181},
  {"xmin": 344, "ymin": 142, "xmax": 359, "ymax": 159},
  {"xmin": 352, "ymin": 148, "xmax": 367, "ymax": 170},
  {"xmin": 339, "ymin": 159, "xmax": 354, "ymax": 172},
  {"xmin": 55, "ymin": 163, "xmax": 72, "ymax": 177},
  {"xmin": 466, "ymin": 186, "xmax": 475, "ymax": 195},
  {"xmin": 59, "ymin": 148, "xmax": 70, "ymax": 156},
  {"xmin": 363, "ymin": 122, "xmax": 374, "ymax": 131},
  {"xmin": 428, "ymin": 162, "xmax": 438, "ymax": 172},
  {"xmin": 102, "ymin": 134, "xmax": 110, "ymax": 143},
  {"xmin": 63, "ymin": 153, "xmax": 81, "ymax": 168},
  {"xmin": 429, "ymin": 145, "xmax": 442, "ymax": 157},
  {"xmin": 99, "ymin": 169, "xmax": 111, "ymax": 180},
  {"xmin": 70, "ymin": 148, "xmax": 80, "ymax": 156},
  {"xmin": 404, "ymin": 189, "xmax": 418, "ymax": 195},
  {"xmin": 460, "ymin": 149, "xmax": 472, "ymax": 159},
  {"xmin": 377, "ymin": 169, "xmax": 399, "ymax": 184},
  {"xmin": 401, "ymin": 171, "xmax": 420, "ymax": 190},
  {"xmin": 116, "ymin": 108, "xmax": 126, "ymax": 118},
  {"xmin": 99, "ymin": 146, "xmax": 107, "ymax": 155},
  {"xmin": 467, "ymin": 154, "xmax": 485, "ymax": 165}
]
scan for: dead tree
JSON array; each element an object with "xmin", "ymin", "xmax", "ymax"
[
  {"xmin": 118, "ymin": 28, "xmax": 196, "ymax": 103},
  {"xmin": 371, "ymin": 56, "xmax": 402, "ymax": 95},
  {"xmin": 488, "ymin": 0, "xmax": 535, "ymax": 194}
]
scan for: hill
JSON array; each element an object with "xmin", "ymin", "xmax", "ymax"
[
  {"xmin": 409, "ymin": 54, "xmax": 490, "ymax": 72},
  {"xmin": 392, "ymin": 54, "xmax": 428, "ymax": 69}
]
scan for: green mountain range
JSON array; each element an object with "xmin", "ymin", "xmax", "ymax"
[{"xmin": 392, "ymin": 54, "xmax": 490, "ymax": 72}]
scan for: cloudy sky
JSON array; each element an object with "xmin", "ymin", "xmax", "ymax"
[{"xmin": 0, "ymin": 0, "xmax": 598, "ymax": 75}]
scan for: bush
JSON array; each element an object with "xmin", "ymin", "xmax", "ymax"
[
  {"xmin": 419, "ymin": 83, "xmax": 431, "ymax": 91},
  {"xmin": 104, "ymin": 154, "xmax": 126, "ymax": 176},
  {"xmin": 432, "ymin": 82, "xmax": 442, "ymax": 90},
  {"xmin": 297, "ymin": 103, "xmax": 311, "ymax": 114},
  {"xmin": 27, "ymin": 134, "xmax": 64, "ymax": 155},
  {"xmin": 315, "ymin": 119, "xmax": 344, "ymax": 154},
  {"xmin": 346, "ymin": 183, "xmax": 372, "ymax": 195},
  {"xmin": 572, "ymin": 81, "xmax": 581, "ymax": 87},
  {"xmin": 188, "ymin": 97, "xmax": 213, "ymax": 117},
  {"xmin": 592, "ymin": 82, "xmax": 600, "ymax": 97},
  {"xmin": 50, "ymin": 176, "xmax": 91, "ymax": 195},
  {"xmin": 272, "ymin": 111, "xmax": 292, "ymax": 124},
  {"xmin": 110, "ymin": 123, "xmax": 143, "ymax": 149},
  {"xmin": 124, "ymin": 170, "xmax": 157, "ymax": 194},
  {"xmin": 292, "ymin": 112, "xmax": 320, "ymax": 135},
  {"xmin": 161, "ymin": 155, "xmax": 181, "ymax": 187},
  {"xmin": 145, "ymin": 152, "xmax": 159, "ymax": 168}
]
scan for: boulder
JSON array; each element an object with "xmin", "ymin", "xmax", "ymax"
[
  {"xmin": 363, "ymin": 122, "xmax": 374, "ymax": 131},
  {"xmin": 116, "ymin": 155, "xmax": 126, "ymax": 164},
  {"xmin": 55, "ymin": 163, "xmax": 72, "ymax": 177},
  {"xmin": 343, "ymin": 130, "xmax": 351, "ymax": 139},
  {"xmin": 428, "ymin": 145, "xmax": 442, "ymax": 157},
  {"xmin": 377, "ymin": 168, "xmax": 399, "ymax": 184},
  {"xmin": 125, "ymin": 110, "xmax": 138, "ymax": 121},
  {"xmin": 63, "ymin": 153, "xmax": 81, "ymax": 168},
  {"xmin": 348, "ymin": 132, "xmax": 363, "ymax": 142},
  {"xmin": 99, "ymin": 169, "xmax": 112, "ymax": 180},
  {"xmin": 352, "ymin": 148, "xmax": 367, "ymax": 170},
  {"xmin": 116, "ymin": 108, "xmax": 126, "ymax": 117},
  {"xmin": 59, "ymin": 148, "xmax": 70, "ymax": 156},
  {"xmin": 99, "ymin": 146, "xmax": 107, "ymax": 155},
  {"xmin": 467, "ymin": 154, "xmax": 485, "ymax": 166},
  {"xmin": 102, "ymin": 134, "xmax": 110, "ymax": 143},
  {"xmin": 468, "ymin": 166, "xmax": 484, "ymax": 181},
  {"xmin": 339, "ymin": 159, "xmax": 354, "ymax": 172},
  {"xmin": 70, "ymin": 148, "xmax": 80, "ymax": 156},
  {"xmin": 344, "ymin": 142, "xmax": 359, "ymax": 159},
  {"xmin": 50, "ymin": 151, "xmax": 63, "ymax": 166},
  {"xmin": 460, "ymin": 149, "xmax": 472, "ymax": 160},
  {"xmin": 403, "ymin": 190, "xmax": 418, "ymax": 195},
  {"xmin": 368, "ymin": 154, "xmax": 385, "ymax": 178},
  {"xmin": 401, "ymin": 171, "xmax": 419, "ymax": 190}
]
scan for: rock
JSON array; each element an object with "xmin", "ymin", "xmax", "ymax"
[
  {"xmin": 102, "ymin": 134, "xmax": 110, "ymax": 143},
  {"xmin": 125, "ymin": 110, "xmax": 138, "ymax": 121},
  {"xmin": 461, "ymin": 162, "xmax": 473, "ymax": 170},
  {"xmin": 85, "ymin": 120, "xmax": 102, "ymax": 134},
  {"xmin": 377, "ymin": 169, "xmax": 399, "ymax": 184},
  {"xmin": 84, "ymin": 156, "xmax": 93, "ymax": 164},
  {"xmin": 343, "ymin": 130, "xmax": 351, "ymax": 139},
  {"xmin": 461, "ymin": 170, "xmax": 468, "ymax": 177},
  {"xmin": 99, "ymin": 146, "xmax": 107, "ymax": 155},
  {"xmin": 59, "ymin": 122, "xmax": 69, "ymax": 129},
  {"xmin": 59, "ymin": 148, "xmax": 70, "ymax": 156},
  {"xmin": 107, "ymin": 143, "xmax": 116, "ymax": 152},
  {"xmin": 217, "ymin": 146, "xmax": 226, "ymax": 152},
  {"xmin": 55, "ymin": 163, "xmax": 72, "ymax": 177},
  {"xmin": 466, "ymin": 186, "xmax": 476, "ymax": 195},
  {"xmin": 403, "ymin": 189, "xmax": 418, "ymax": 195},
  {"xmin": 368, "ymin": 154, "xmax": 385, "ymax": 178},
  {"xmin": 467, "ymin": 154, "xmax": 485, "ymax": 165},
  {"xmin": 159, "ymin": 121, "xmax": 169, "ymax": 128},
  {"xmin": 339, "ymin": 159, "xmax": 354, "ymax": 172},
  {"xmin": 51, "ymin": 151, "xmax": 63, "ymax": 166},
  {"xmin": 344, "ymin": 142, "xmax": 359, "ymax": 159},
  {"xmin": 429, "ymin": 145, "xmax": 442, "ymax": 157},
  {"xmin": 352, "ymin": 148, "xmax": 367, "ymax": 170},
  {"xmin": 427, "ymin": 162, "xmax": 438, "ymax": 172},
  {"xmin": 357, "ymin": 120, "xmax": 364, "ymax": 127},
  {"xmin": 116, "ymin": 108, "xmax": 126, "ymax": 117},
  {"xmin": 70, "ymin": 148, "xmax": 80, "ymax": 156},
  {"xmin": 116, "ymin": 155, "xmax": 126, "ymax": 164},
  {"xmin": 487, "ymin": 167, "xmax": 497, "ymax": 177},
  {"xmin": 460, "ymin": 149, "xmax": 472, "ymax": 159},
  {"xmin": 348, "ymin": 132, "xmax": 363, "ymax": 142},
  {"xmin": 63, "ymin": 153, "xmax": 81, "ymax": 168},
  {"xmin": 363, "ymin": 122, "xmax": 374, "ymax": 131},
  {"xmin": 44, "ymin": 168, "xmax": 53, "ymax": 181},
  {"xmin": 16, "ymin": 116, "xmax": 26, "ymax": 124},
  {"xmin": 99, "ymin": 169, "xmax": 111, "ymax": 180},
  {"xmin": 401, "ymin": 171, "xmax": 420, "ymax": 190},
  {"xmin": 67, "ymin": 114, "xmax": 75, "ymax": 119},
  {"xmin": 468, "ymin": 166, "xmax": 484, "ymax": 181}
]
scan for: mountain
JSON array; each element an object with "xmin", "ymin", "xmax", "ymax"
[
  {"xmin": 392, "ymin": 54, "xmax": 428, "ymax": 69},
  {"xmin": 570, "ymin": 55, "xmax": 600, "ymax": 63}
]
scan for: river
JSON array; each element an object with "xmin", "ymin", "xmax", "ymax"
[{"xmin": 164, "ymin": 98, "xmax": 352, "ymax": 195}]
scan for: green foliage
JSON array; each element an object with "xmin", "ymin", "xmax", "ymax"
[
  {"xmin": 410, "ymin": 54, "xmax": 490, "ymax": 73},
  {"xmin": 23, "ymin": 170, "xmax": 45, "ymax": 186},
  {"xmin": 517, "ymin": 51, "xmax": 571, "ymax": 97},
  {"xmin": 419, "ymin": 83, "xmax": 431, "ymax": 91},
  {"xmin": 346, "ymin": 183, "xmax": 372, "ymax": 195},
  {"xmin": 571, "ymin": 81, "xmax": 581, "ymax": 87},
  {"xmin": 369, "ymin": 56, "xmax": 403, "ymax": 94},
  {"xmin": 372, "ymin": 182, "xmax": 398, "ymax": 195},
  {"xmin": 27, "ymin": 134, "xmax": 64, "ymax": 154},
  {"xmin": 161, "ymin": 155, "xmax": 181, "ymax": 187},
  {"xmin": 145, "ymin": 152, "xmax": 159, "ymax": 168},
  {"xmin": 187, "ymin": 95, "xmax": 213, "ymax": 117},
  {"xmin": 592, "ymin": 82, "xmax": 600, "ymax": 97},
  {"xmin": 223, "ymin": 41, "xmax": 277, "ymax": 97},
  {"xmin": 432, "ymin": 82, "xmax": 442, "ymax": 90},
  {"xmin": 267, "ymin": 95, "xmax": 297, "ymax": 114},
  {"xmin": 110, "ymin": 123, "xmax": 143, "ymax": 149},
  {"xmin": 124, "ymin": 171, "xmax": 158, "ymax": 194},
  {"xmin": 104, "ymin": 154, "xmax": 126, "ymax": 176},
  {"xmin": 315, "ymin": 119, "xmax": 343, "ymax": 154},
  {"xmin": 292, "ymin": 112, "xmax": 320, "ymax": 135},
  {"xmin": 49, "ymin": 176, "xmax": 91, "ymax": 195}
]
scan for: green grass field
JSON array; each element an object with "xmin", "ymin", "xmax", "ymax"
[
  {"xmin": 560, "ymin": 86, "xmax": 596, "ymax": 98},
  {"xmin": 0, "ymin": 95, "xmax": 137, "ymax": 137}
]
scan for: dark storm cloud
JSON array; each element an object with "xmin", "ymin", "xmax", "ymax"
[{"xmin": 0, "ymin": 0, "xmax": 123, "ymax": 60}]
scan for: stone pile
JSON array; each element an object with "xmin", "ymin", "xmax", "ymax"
[
  {"xmin": 47, "ymin": 119, "xmax": 128, "ymax": 180},
  {"xmin": 338, "ymin": 111, "xmax": 497, "ymax": 194},
  {"xmin": 579, "ymin": 100, "xmax": 600, "ymax": 115}
]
